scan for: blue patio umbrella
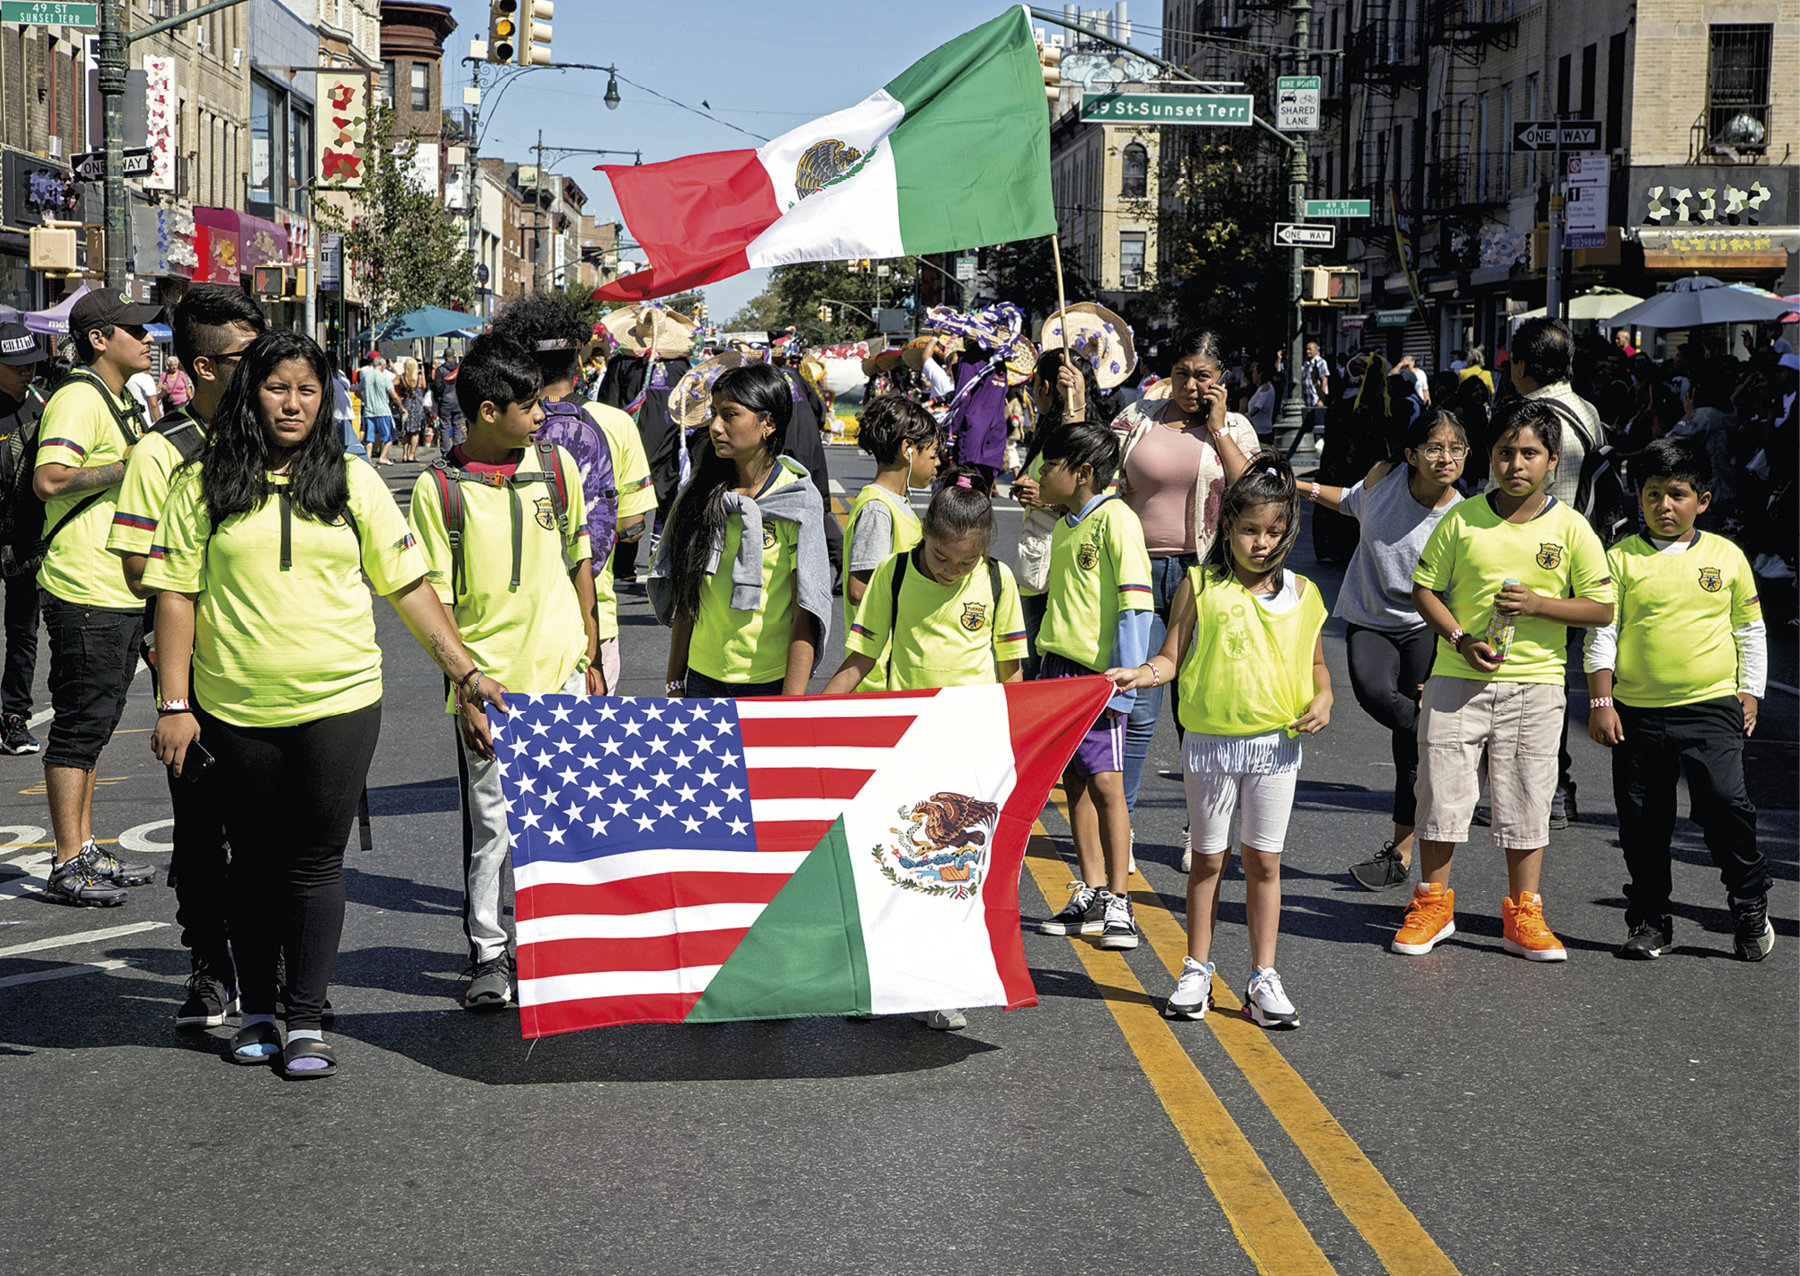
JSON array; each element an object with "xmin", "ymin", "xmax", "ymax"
[{"xmin": 355, "ymin": 306, "xmax": 487, "ymax": 344}]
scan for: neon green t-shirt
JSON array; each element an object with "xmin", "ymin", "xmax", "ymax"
[
  {"xmin": 1177, "ymin": 568, "xmax": 1328, "ymax": 737},
  {"xmin": 1605, "ymin": 532, "xmax": 1761, "ymax": 708},
  {"xmin": 846, "ymin": 549, "xmax": 1028, "ymax": 690},
  {"xmin": 843, "ymin": 482, "xmax": 922, "ymax": 691},
  {"xmin": 1037, "ymin": 495, "xmax": 1154, "ymax": 671},
  {"xmin": 141, "ymin": 458, "xmax": 428, "ymax": 728},
  {"xmin": 36, "ymin": 372, "xmax": 148, "ymax": 611},
  {"xmin": 107, "ymin": 413, "xmax": 202, "ymax": 561},
  {"xmin": 409, "ymin": 445, "xmax": 592, "ymax": 711},
  {"xmin": 686, "ymin": 461, "xmax": 803, "ymax": 686},
  {"xmin": 1412, "ymin": 494, "xmax": 1615, "ymax": 685},
  {"xmin": 586, "ymin": 401, "xmax": 655, "ymax": 642}
]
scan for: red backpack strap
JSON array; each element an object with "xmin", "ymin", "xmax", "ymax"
[
  {"xmin": 428, "ymin": 458, "xmax": 465, "ymax": 597},
  {"xmin": 534, "ymin": 439, "xmax": 570, "ymax": 538}
]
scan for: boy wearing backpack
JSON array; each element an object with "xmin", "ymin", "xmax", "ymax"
[
  {"xmin": 408, "ymin": 332, "xmax": 599, "ymax": 1012},
  {"xmin": 0, "ymin": 322, "xmax": 47, "ymax": 756},
  {"xmin": 33, "ymin": 289, "xmax": 163, "ymax": 906},
  {"xmin": 106, "ymin": 284, "xmax": 266, "ymax": 1025}
]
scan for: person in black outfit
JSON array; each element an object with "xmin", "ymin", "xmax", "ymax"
[{"xmin": 0, "ymin": 322, "xmax": 46, "ymax": 754}]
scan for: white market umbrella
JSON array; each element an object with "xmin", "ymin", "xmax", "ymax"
[
  {"xmin": 1514, "ymin": 288, "xmax": 1643, "ymax": 323},
  {"xmin": 1607, "ymin": 277, "xmax": 1793, "ymax": 329}
]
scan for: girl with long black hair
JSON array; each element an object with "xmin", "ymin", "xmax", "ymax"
[
  {"xmin": 649, "ymin": 363, "xmax": 832, "ymax": 698},
  {"xmin": 148, "ymin": 331, "xmax": 504, "ymax": 1079}
]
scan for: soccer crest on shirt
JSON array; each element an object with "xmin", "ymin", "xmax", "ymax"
[
  {"xmin": 960, "ymin": 601, "xmax": 987, "ymax": 632},
  {"xmin": 762, "ymin": 525, "xmax": 777, "ymax": 551},
  {"xmin": 1698, "ymin": 566, "xmax": 1723, "ymax": 592},
  {"xmin": 533, "ymin": 497, "xmax": 555, "ymax": 531},
  {"xmin": 1536, "ymin": 542, "xmax": 1563, "ymax": 570},
  {"xmin": 873, "ymin": 792, "xmax": 1001, "ymax": 901},
  {"xmin": 1076, "ymin": 542, "xmax": 1100, "ymax": 570}
]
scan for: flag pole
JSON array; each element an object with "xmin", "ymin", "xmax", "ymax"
[{"xmin": 1049, "ymin": 233, "xmax": 1074, "ymax": 416}]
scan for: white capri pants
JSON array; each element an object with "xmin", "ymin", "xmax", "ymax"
[{"xmin": 1183, "ymin": 765, "xmax": 1300, "ymax": 855}]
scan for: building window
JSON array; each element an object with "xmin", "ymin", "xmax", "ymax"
[
  {"xmin": 1119, "ymin": 233, "xmax": 1146, "ymax": 289},
  {"xmin": 249, "ymin": 74, "xmax": 283, "ymax": 208},
  {"xmin": 1708, "ymin": 24, "xmax": 1772, "ymax": 150},
  {"xmin": 380, "ymin": 60, "xmax": 395, "ymax": 108},
  {"xmin": 1120, "ymin": 143, "xmax": 1147, "ymax": 198},
  {"xmin": 410, "ymin": 60, "xmax": 429, "ymax": 111}
]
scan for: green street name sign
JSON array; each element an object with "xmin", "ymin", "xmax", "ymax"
[
  {"xmin": 1081, "ymin": 92, "xmax": 1255, "ymax": 126},
  {"xmin": 1305, "ymin": 199, "xmax": 1372, "ymax": 218},
  {"xmin": 0, "ymin": 0, "xmax": 98, "ymax": 24}
]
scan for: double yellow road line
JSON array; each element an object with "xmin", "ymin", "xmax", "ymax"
[{"xmin": 1022, "ymin": 821, "xmax": 1461, "ymax": 1275}]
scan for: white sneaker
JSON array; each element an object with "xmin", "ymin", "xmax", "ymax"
[
  {"xmin": 913, "ymin": 1008, "xmax": 967, "ymax": 1031},
  {"xmin": 1242, "ymin": 967, "xmax": 1299, "ymax": 1030},
  {"xmin": 1180, "ymin": 827, "xmax": 1192, "ymax": 874},
  {"xmin": 1165, "ymin": 958, "xmax": 1214, "ymax": 1020}
]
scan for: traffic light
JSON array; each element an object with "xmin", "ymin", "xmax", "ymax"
[
  {"xmin": 487, "ymin": 0, "xmax": 517, "ymax": 64},
  {"xmin": 817, "ymin": 306, "xmax": 833, "ymax": 323},
  {"xmin": 1039, "ymin": 41, "xmax": 1063, "ymax": 103},
  {"xmin": 516, "ymin": 0, "xmax": 553, "ymax": 65}
]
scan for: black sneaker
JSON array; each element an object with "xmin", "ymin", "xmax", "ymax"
[
  {"xmin": 1349, "ymin": 842, "xmax": 1411, "ymax": 892},
  {"xmin": 0, "ymin": 712, "xmax": 38, "ymax": 755},
  {"xmin": 1729, "ymin": 894, "xmax": 1774, "ymax": 962},
  {"xmin": 176, "ymin": 962, "xmax": 240, "ymax": 1029},
  {"xmin": 1549, "ymin": 791, "xmax": 1578, "ymax": 830},
  {"xmin": 82, "ymin": 839, "xmax": 156, "ymax": 886},
  {"xmin": 45, "ymin": 849, "xmax": 128, "ymax": 907},
  {"xmin": 465, "ymin": 954, "xmax": 514, "ymax": 1010},
  {"xmin": 1617, "ymin": 915, "xmax": 1673, "ymax": 960},
  {"xmin": 1098, "ymin": 890, "xmax": 1139, "ymax": 951},
  {"xmin": 1038, "ymin": 882, "xmax": 1104, "ymax": 935},
  {"xmin": 1471, "ymin": 805, "xmax": 1491, "ymax": 827}
]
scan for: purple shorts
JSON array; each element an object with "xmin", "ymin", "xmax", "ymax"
[{"xmin": 1039, "ymin": 652, "xmax": 1124, "ymax": 777}]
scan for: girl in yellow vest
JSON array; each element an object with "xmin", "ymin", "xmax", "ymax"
[
  {"xmin": 1107, "ymin": 451, "xmax": 1332, "ymax": 1030},
  {"xmin": 843, "ymin": 395, "xmax": 943, "ymax": 689}
]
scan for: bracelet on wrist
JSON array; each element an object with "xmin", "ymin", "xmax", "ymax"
[
  {"xmin": 1589, "ymin": 696, "xmax": 1613, "ymax": 708},
  {"xmin": 456, "ymin": 666, "xmax": 481, "ymax": 690},
  {"xmin": 1308, "ymin": 481, "xmax": 1321, "ymax": 503},
  {"xmin": 1450, "ymin": 629, "xmax": 1467, "ymax": 652},
  {"xmin": 666, "ymin": 678, "xmax": 686, "ymax": 695},
  {"xmin": 1142, "ymin": 660, "xmax": 1160, "ymax": 687},
  {"xmin": 157, "ymin": 697, "xmax": 192, "ymax": 714}
]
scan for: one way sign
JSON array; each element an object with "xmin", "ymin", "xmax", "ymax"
[
  {"xmin": 1274, "ymin": 222, "xmax": 1335, "ymax": 248},
  {"xmin": 1510, "ymin": 121, "xmax": 1601, "ymax": 152},
  {"xmin": 69, "ymin": 148, "xmax": 154, "ymax": 181}
]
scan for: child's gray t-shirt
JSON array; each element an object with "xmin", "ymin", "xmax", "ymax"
[{"xmin": 1335, "ymin": 467, "xmax": 1461, "ymax": 632}]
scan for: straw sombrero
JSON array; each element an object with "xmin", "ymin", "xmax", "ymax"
[
  {"xmin": 925, "ymin": 302, "xmax": 1026, "ymax": 350},
  {"xmin": 999, "ymin": 334, "xmax": 1038, "ymax": 387},
  {"xmin": 1040, "ymin": 302, "xmax": 1137, "ymax": 390},
  {"xmin": 860, "ymin": 347, "xmax": 905, "ymax": 377},
  {"xmin": 899, "ymin": 334, "xmax": 960, "ymax": 372},
  {"xmin": 670, "ymin": 351, "xmax": 746, "ymax": 430},
  {"xmin": 1141, "ymin": 378, "xmax": 1172, "ymax": 400},
  {"xmin": 601, "ymin": 304, "xmax": 699, "ymax": 358}
]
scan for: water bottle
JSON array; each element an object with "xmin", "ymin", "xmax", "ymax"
[{"xmin": 1484, "ymin": 579, "xmax": 1519, "ymax": 660}]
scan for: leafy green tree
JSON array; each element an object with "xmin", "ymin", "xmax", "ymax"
[
  {"xmin": 318, "ymin": 106, "xmax": 477, "ymax": 329},
  {"xmin": 982, "ymin": 239, "xmax": 1094, "ymax": 329}
]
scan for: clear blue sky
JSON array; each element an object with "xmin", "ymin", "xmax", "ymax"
[{"xmin": 437, "ymin": 1, "xmax": 1161, "ymax": 319}]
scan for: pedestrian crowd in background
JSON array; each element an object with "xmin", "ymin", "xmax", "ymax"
[{"xmin": 0, "ymin": 284, "xmax": 1784, "ymax": 1076}]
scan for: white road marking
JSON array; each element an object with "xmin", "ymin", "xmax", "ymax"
[
  {"xmin": 0, "ymin": 959, "xmax": 129, "ymax": 989},
  {"xmin": 118, "ymin": 820, "xmax": 175, "ymax": 855},
  {"xmin": 0, "ymin": 921, "xmax": 167, "ymax": 958}
]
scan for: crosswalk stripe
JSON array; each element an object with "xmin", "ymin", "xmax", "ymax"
[{"xmin": 0, "ymin": 921, "xmax": 168, "ymax": 959}]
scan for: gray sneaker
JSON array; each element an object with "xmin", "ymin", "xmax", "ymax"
[
  {"xmin": 46, "ymin": 848, "xmax": 128, "ymax": 907},
  {"xmin": 913, "ymin": 1009, "xmax": 967, "ymax": 1031},
  {"xmin": 464, "ymin": 954, "xmax": 514, "ymax": 1010},
  {"xmin": 82, "ymin": 839, "xmax": 156, "ymax": 887}
]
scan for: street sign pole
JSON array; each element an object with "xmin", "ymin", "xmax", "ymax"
[
  {"xmin": 1546, "ymin": 113, "xmax": 1564, "ymax": 325},
  {"xmin": 1280, "ymin": 0, "xmax": 1312, "ymax": 444}
]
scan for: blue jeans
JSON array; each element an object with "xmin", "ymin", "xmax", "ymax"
[{"xmin": 1123, "ymin": 553, "xmax": 1197, "ymax": 813}]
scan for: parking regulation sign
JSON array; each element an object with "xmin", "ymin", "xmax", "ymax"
[{"xmin": 1276, "ymin": 76, "xmax": 1321, "ymax": 132}]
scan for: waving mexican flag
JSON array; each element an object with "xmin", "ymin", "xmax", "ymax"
[{"xmin": 594, "ymin": 6, "xmax": 1055, "ymax": 302}]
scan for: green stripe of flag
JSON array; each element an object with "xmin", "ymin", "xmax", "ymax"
[{"xmin": 885, "ymin": 6, "xmax": 1056, "ymax": 254}]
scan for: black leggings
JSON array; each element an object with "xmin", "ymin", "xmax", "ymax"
[
  {"xmin": 200, "ymin": 701, "xmax": 382, "ymax": 1031},
  {"xmin": 1344, "ymin": 624, "xmax": 1436, "ymax": 827}
]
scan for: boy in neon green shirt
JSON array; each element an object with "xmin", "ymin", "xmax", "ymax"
[
  {"xmin": 1584, "ymin": 437, "xmax": 1770, "ymax": 962},
  {"xmin": 409, "ymin": 332, "xmax": 598, "ymax": 1011}
]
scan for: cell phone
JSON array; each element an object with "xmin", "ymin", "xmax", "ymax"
[{"xmin": 179, "ymin": 740, "xmax": 216, "ymax": 783}]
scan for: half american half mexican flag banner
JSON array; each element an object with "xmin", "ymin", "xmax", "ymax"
[
  {"xmin": 490, "ymin": 679, "xmax": 1111, "ymax": 1038},
  {"xmin": 593, "ymin": 5, "xmax": 1055, "ymax": 302}
]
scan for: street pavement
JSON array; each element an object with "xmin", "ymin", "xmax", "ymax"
[{"xmin": 0, "ymin": 447, "xmax": 1793, "ymax": 1276}]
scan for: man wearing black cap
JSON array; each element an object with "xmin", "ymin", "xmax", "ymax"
[
  {"xmin": 33, "ymin": 288, "xmax": 163, "ymax": 906},
  {"xmin": 0, "ymin": 322, "xmax": 47, "ymax": 755}
]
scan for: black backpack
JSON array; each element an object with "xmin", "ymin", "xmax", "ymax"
[
  {"xmin": 0, "ymin": 368, "xmax": 143, "ymax": 578},
  {"xmin": 1537, "ymin": 396, "xmax": 1634, "ymax": 546},
  {"xmin": 884, "ymin": 548, "xmax": 1006, "ymax": 685},
  {"xmin": 427, "ymin": 440, "xmax": 571, "ymax": 599}
]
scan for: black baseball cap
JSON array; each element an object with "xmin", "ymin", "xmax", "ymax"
[
  {"xmin": 68, "ymin": 288, "xmax": 167, "ymax": 336},
  {"xmin": 0, "ymin": 322, "xmax": 44, "ymax": 367}
]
